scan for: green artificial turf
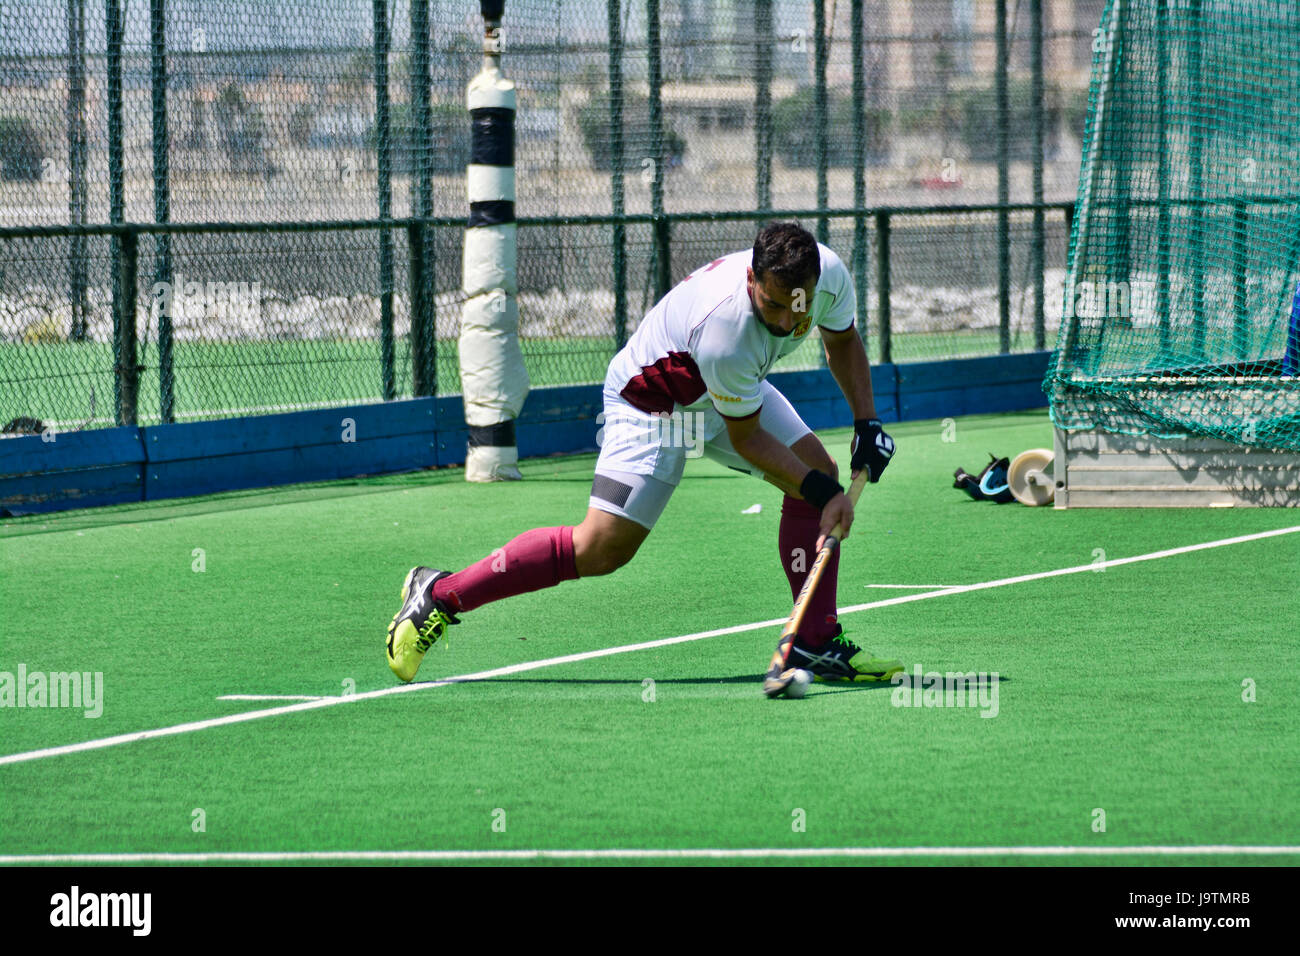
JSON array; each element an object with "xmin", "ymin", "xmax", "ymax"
[{"xmin": 1, "ymin": 410, "xmax": 1297, "ymax": 866}]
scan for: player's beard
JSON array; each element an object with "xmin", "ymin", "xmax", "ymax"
[
  {"xmin": 747, "ymin": 290, "xmax": 794, "ymax": 338},
  {"xmin": 759, "ymin": 316, "xmax": 794, "ymax": 338}
]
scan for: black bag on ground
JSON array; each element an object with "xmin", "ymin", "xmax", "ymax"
[{"xmin": 953, "ymin": 453, "xmax": 1016, "ymax": 503}]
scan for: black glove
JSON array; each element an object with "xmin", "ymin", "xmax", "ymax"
[{"xmin": 851, "ymin": 418, "xmax": 895, "ymax": 482}]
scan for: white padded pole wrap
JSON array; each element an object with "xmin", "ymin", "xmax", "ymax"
[
  {"xmin": 460, "ymin": 293, "xmax": 527, "ymax": 429},
  {"xmin": 461, "ymin": 291, "xmax": 527, "ymax": 482},
  {"xmin": 467, "ymin": 68, "xmax": 515, "ymax": 111},
  {"xmin": 463, "ymin": 224, "xmax": 517, "ymax": 296},
  {"xmin": 467, "ymin": 164, "xmax": 516, "ymax": 202},
  {"xmin": 466, "ymin": 444, "xmax": 521, "ymax": 482},
  {"xmin": 461, "ymin": 43, "xmax": 524, "ymax": 482}
]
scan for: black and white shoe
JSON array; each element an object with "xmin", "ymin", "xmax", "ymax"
[
  {"xmin": 788, "ymin": 625, "xmax": 904, "ymax": 682},
  {"xmin": 386, "ymin": 567, "xmax": 459, "ymax": 682}
]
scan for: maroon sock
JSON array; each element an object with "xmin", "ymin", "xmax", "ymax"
[
  {"xmin": 779, "ymin": 494, "xmax": 840, "ymax": 647},
  {"xmin": 432, "ymin": 526, "xmax": 579, "ymax": 613}
]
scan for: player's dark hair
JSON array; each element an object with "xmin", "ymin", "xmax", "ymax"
[{"xmin": 752, "ymin": 222, "xmax": 820, "ymax": 289}]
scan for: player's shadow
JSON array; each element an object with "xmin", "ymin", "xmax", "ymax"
[
  {"xmin": 465, "ymin": 675, "xmax": 768, "ymax": 686},
  {"xmin": 813, "ymin": 673, "xmax": 1010, "ymax": 695},
  {"xmin": 459, "ymin": 674, "xmax": 1009, "ymax": 691},
  {"xmin": 540, "ymin": 473, "xmax": 752, "ymax": 484}
]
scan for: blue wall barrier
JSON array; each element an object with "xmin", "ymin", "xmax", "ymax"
[{"xmin": 0, "ymin": 351, "xmax": 1051, "ymax": 515}]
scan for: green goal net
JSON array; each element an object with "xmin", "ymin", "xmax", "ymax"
[{"xmin": 1045, "ymin": 0, "xmax": 1300, "ymax": 450}]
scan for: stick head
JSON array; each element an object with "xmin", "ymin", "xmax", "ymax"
[{"xmin": 763, "ymin": 666, "xmax": 800, "ymax": 699}]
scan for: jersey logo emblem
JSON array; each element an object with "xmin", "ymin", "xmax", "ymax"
[{"xmin": 792, "ymin": 317, "xmax": 812, "ymax": 337}]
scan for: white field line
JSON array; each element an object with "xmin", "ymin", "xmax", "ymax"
[
  {"xmin": 217, "ymin": 695, "xmax": 333, "ymax": 702},
  {"xmin": 0, "ymin": 619, "xmax": 787, "ymax": 769},
  {"xmin": 865, "ymin": 584, "xmax": 959, "ymax": 589},
  {"xmin": 2, "ymin": 523, "xmax": 1298, "ymax": 770},
  {"xmin": 1, "ymin": 845, "xmax": 1298, "ymax": 865},
  {"xmin": 835, "ymin": 524, "xmax": 1300, "ymax": 617}
]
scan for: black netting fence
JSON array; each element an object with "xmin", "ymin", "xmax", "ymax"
[{"xmin": 1, "ymin": 0, "xmax": 1104, "ymax": 432}]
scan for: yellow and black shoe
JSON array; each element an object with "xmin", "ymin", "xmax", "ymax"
[
  {"xmin": 386, "ymin": 566, "xmax": 459, "ymax": 682},
  {"xmin": 789, "ymin": 625, "xmax": 903, "ymax": 683}
]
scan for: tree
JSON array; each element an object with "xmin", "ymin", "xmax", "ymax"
[
  {"xmin": 0, "ymin": 116, "xmax": 42, "ymax": 181},
  {"xmin": 366, "ymin": 102, "xmax": 470, "ymax": 176},
  {"xmin": 213, "ymin": 82, "xmax": 274, "ymax": 176},
  {"xmin": 288, "ymin": 104, "xmax": 314, "ymax": 148},
  {"xmin": 577, "ymin": 92, "xmax": 686, "ymax": 172},
  {"xmin": 955, "ymin": 80, "xmax": 1060, "ymax": 163},
  {"xmin": 771, "ymin": 89, "xmax": 890, "ymax": 168}
]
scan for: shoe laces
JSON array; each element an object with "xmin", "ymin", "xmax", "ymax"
[
  {"xmin": 416, "ymin": 606, "xmax": 457, "ymax": 651},
  {"xmin": 832, "ymin": 631, "xmax": 860, "ymax": 653}
]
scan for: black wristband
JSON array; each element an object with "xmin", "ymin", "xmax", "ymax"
[
  {"xmin": 799, "ymin": 469, "xmax": 844, "ymax": 511},
  {"xmin": 855, "ymin": 417, "xmax": 883, "ymax": 430}
]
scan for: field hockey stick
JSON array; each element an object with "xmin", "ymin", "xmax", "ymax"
[{"xmin": 762, "ymin": 469, "xmax": 869, "ymax": 698}]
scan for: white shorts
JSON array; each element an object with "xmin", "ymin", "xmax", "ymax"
[{"xmin": 589, "ymin": 379, "xmax": 814, "ymax": 529}]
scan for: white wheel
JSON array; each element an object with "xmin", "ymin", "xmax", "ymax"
[{"xmin": 1008, "ymin": 448, "xmax": 1055, "ymax": 506}]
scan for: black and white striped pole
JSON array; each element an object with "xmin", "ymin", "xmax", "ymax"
[{"xmin": 460, "ymin": 0, "xmax": 528, "ymax": 481}]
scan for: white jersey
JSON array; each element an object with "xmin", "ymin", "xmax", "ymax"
[{"xmin": 606, "ymin": 243, "xmax": 856, "ymax": 419}]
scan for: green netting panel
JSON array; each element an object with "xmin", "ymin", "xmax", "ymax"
[{"xmin": 1046, "ymin": 0, "xmax": 1300, "ymax": 450}]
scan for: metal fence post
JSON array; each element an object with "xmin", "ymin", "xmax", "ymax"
[
  {"xmin": 654, "ymin": 217, "xmax": 671, "ymax": 303},
  {"xmin": 1110, "ymin": 0, "xmax": 1132, "ymax": 338},
  {"xmin": 374, "ymin": 0, "xmax": 396, "ymax": 401},
  {"xmin": 876, "ymin": 211, "xmax": 891, "ymax": 364},
  {"xmin": 1189, "ymin": 0, "xmax": 1206, "ymax": 361},
  {"xmin": 1157, "ymin": 0, "xmax": 1171, "ymax": 355},
  {"xmin": 116, "ymin": 229, "xmax": 139, "ymax": 426},
  {"xmin": 851, "ymin": 0, "xmax": 868, "ymax": 346},
  {"xmin": 411, "ymin": 0, "xmax": 435, "ymax": 396},
  {"xmin": 1232, "ymin": 201, "xmax": 1248, "ymax": 359},
  {"xmin": 151, "ymin": 0, "xmax": 175, "ymax": 423},
  {"xmin": 648, "ymin": 0, "xmax": 669, "ymax": 301},
  {"xmin": 814, "ymin": 0, "xmax": 829, "ymax": 245},
  {"xmin": 67, "ymin": 0, "xmax": 89, "ymax": 343},
  {"xmin": 754, "ymin": 0, "xmax": 773, "ymax": 214},
  {"xmin": 608, "ymin": 0, "xmax": 627, "ymax": 350},
  {"xmin": 995, "ymin": 0, "xmax": 1010, "ymax": 354},
  {"xmin": 408, "ymin": 221, "xmax": 430, "ymax": 397},
  {"xmin": 1031, "ymin": 0, "xmax": 1045, "ymax": 352},
  {"xmin": 107, "ymin": 0, "xmax": 125, "ymax": 413}
]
